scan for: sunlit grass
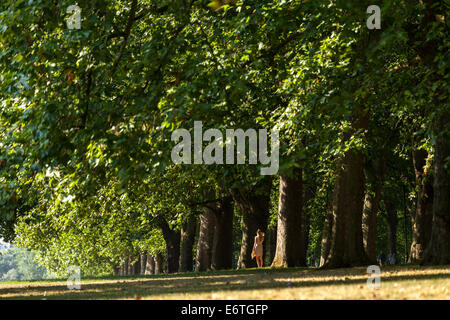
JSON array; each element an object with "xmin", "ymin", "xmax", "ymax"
[{"xmin": 0, "ymin": 265, "xmax": 448, "ymax": 300}]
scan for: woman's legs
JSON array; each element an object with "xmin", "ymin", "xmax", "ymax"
[{"xmin": 256, "ymin": 256, "xmax": 263, "ymax": 267}]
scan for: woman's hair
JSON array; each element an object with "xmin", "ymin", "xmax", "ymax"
[{"xmin": 257, "ymin": 229, "xmax": 264, "ymax": 236}]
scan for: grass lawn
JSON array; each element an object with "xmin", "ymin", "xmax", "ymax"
[{"xmin": 0, "ymin": 264, "xmax": 449, "ymax": 300}]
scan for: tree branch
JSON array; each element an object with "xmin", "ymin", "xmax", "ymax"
[
  {"xmin": 108, "ymin": 0, "xmax": 138, "ymax": 77},
  {"xmin": 81, "ymin": 71, "xmax": 93, "ymax": 129},
  {"xmin": 241, "ymin": 30, "xmax": 303, "ymax": 69}
]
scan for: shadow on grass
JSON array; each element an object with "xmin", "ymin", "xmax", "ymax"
[{"xmin": 1, "ymin": 265, "xmax": 449, "ymax": 300}]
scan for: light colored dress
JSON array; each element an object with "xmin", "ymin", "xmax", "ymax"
[{"xmin": 254, "ymin": 236, "xmax": 264, "ymax": 257}]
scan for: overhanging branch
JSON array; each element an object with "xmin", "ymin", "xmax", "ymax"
[{"xmin": 108, "ymin": 0, "xmax": 138, "ymax": 78}]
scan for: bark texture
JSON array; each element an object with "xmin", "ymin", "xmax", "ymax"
[
  {"xmin": 319, "ymin": 207, "xmax": 333, "ymax": 267},
  {"xmin": 267, "ymin": 227, "xmax": 277, "ymax": 265},
  {"xmin": 362, "ymin": 182, "xmax": 382, "ymax": 263},
  {"xmin": 212, "ymin": 195, "xmax": 234, "ymax": 270},
  {"xmin": 300, "ymin": 184, "xmax": 314, "ymax": 266},
  {"xmin": 154, "ymin": 253, "xmax": 163, "ymax": 274},
  {"xmin": 195, "ymin": 204, "xmax": 216, "ymax": 271},
  {"xmin": 133, "ymin": 255, "xmax": 141, "ymax": 275},
  {"xmin": 413, "ymin": 0, "xmax": 450, "ymax": 266},
  {"xmin": 272, "ymin": 169, "xmax": 304, "ymax": 267},
  {"xmin": 179, "ymin": 213, "xmax": 198, "ymax": 272},
  {"xmin": 113, "ymin": 266, "xmax": 120, "ymax": 276},
  {"xmin": 127, "ymin": 256, "xmax": 134, "ymax": 275},
  {"xmin": 409, "ymin": 149, "xmax": 433, "ymax": 262},
  {"xmin": 383, "ymin": 199, "xmax": 398, "ymax": 259},
  {"xmin": 140, "ymin": 253, "xmax": 147, "ymax": 275},
  {"xmin": 323, "ymin": 110, "xmax": 370, "ymax": 268},
  {"xmin": 119, "ymin": 256, "xmax": 125, "ymax": 276},
  {"xmin": 159, "ymin": 218, "xmax": 181, "ymax": 273},
  {"xmin": 145, "ymin": 253, "xmax": 155, "ymax": 275},
  {"xmin": 423, "ymin": 113, "xmax": 450, "ymax": 264}
]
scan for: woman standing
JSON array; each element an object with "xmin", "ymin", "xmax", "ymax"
[{"xmin": 253, "ymin": 229, "xmax": 265, "ymax": 267}]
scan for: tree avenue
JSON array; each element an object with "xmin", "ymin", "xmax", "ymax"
[{"xmin": 0, "ymin": 0, "xmax": 448, "ymax": 278}]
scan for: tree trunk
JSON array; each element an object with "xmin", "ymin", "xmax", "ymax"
[
  {"xmin": 323, "ymin": 111, "xmax": 370, "ymax": 268},
  {"xmin": 146, "ymin": 253, "xmax": 155, "ymax": 275},
  {"xmin": 195, "ymin": 204, "xmax": 216, "ymax": 272},
  {"xmin": 423, "ymin": 112, "xmax": 450, "ymax": 265},
  {"xmin": 179, "ymin": 213, "xmax": 198, "ymax": 272},
  {"xmin": 133, "ymin": 255, "xmax": 141, "ymax": 275},
  {"xmin": 362, "ymin": 182, "xmax": 382, "ymax": 263},
  {"xmin": 272, "ymin": 169, "xmax": 304, "ymax": 267},
  {"xmin": 384, "ymin": 199, "xmax": 398, "ymax": 259},
  {"xmin": 386, "ymin": 222, "xmax": 397, "ymax": 258},
  {"xmin": 140, "ymin": 253, "xmax": 147, "ymax": 275},
  {"xmin": 128, "ymin": 256, "xmax": 135, "ymax": 275},
  {"xmin": 319, "ymin": 203, "xmax": 333, "ymax": 267},
  {"xmin": 113, "ymin": 265, "xmax": 120, "ymax": 276},
  {"xmin": 123, "ymin": 254, "xmax": 129, "ymax": 275},
  {"xmin": 300, "ymin": 212, "xmax": 310, "ymax": 266},
  {"xmin": 119, "ymin": 257, "xmax": 126, "ymax": 276},
  {"xmin": 300, "ymin": 184, "xmax": 314, "ymax": 266},
  {"xmin": 154, "ymin": 253, "xmax": 163, "ymax": 274},
  {"xmin": 212, "ymin": 195, "xmax": 234, "ymax": 270},
  {"xmin": 159, "ymin": 218, "xmax": 181, "ymax": 273},
  {"xmin": 410, "ymin": 149, "xmax": 434, "ymax": 262},
  {"xmin": 232, "ymin": 177, "xmax": 272, "ymax": 269},
  {"xmin": 268, "ymin": 227, "xmax": 277, "ymax": 265},
  {"xmin": 411, "ymin": 0, "xmax": 450, "ymax": 266}
]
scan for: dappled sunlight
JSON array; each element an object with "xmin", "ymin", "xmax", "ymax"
[{"xmin": 1, "ymin": 265, "xmax": 448, "ymax": 300}]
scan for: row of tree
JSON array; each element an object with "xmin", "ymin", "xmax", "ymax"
[{"xmin": 0, "ymin": 0, "xmax": 448, "ymax": 277}]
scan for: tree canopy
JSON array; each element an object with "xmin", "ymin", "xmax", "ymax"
[{"xmin": 0, "ymin": 0, "xmax": 448, "ymax": 275}]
